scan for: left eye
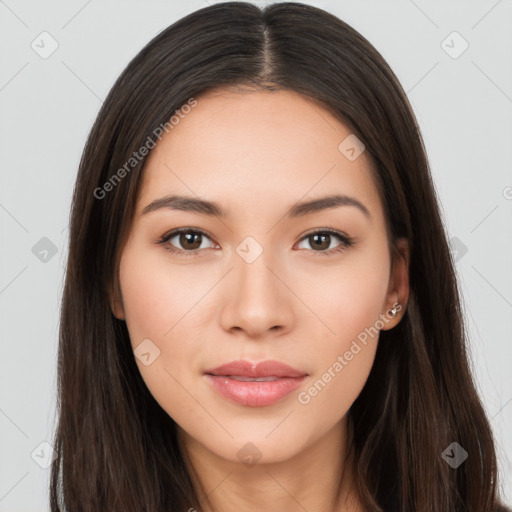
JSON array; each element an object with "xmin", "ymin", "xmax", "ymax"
[{"xmin": 295, "ymin": 229, "xmax": 354, "ymax": 255}]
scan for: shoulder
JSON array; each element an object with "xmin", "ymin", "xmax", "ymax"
[{"xmin": 495, "ymin": 504, "xmax": 512, "ymax": 512}]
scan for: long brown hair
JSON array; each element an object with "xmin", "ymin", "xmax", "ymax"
[{"xmin": 50, "ymin": 2, "xmax": 509, "ymax": 511}]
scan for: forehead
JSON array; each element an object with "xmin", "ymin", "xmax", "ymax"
[{"xmin": 136, "ymin": 88, "xmax": 385, "ymax": 227}]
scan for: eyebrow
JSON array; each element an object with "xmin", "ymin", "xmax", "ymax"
[{"xmin": 141, "ymin": 193, "xmax": 371, "ymax": 220}]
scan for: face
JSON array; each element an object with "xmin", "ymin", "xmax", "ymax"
[{"xmin": 110, "ymin": 88, "xmax": 409, "ymax": 465}]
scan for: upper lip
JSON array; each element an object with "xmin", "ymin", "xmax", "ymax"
[{"xmin": 204, "ymin": 360, "xmax": 307, "ymax": 378}]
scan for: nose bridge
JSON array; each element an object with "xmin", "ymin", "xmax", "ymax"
[
  {"xmin": 219, "ymin": 235, "xmax": 293, "ymax": 336},
  {"xmin": 237, "ymin": 238, "xmax": 279, "ymax": 293}
]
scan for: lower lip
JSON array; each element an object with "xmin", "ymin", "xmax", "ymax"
[{"xmin": 204, "ymin": 374, "xmax": 307, "ymax": 407}]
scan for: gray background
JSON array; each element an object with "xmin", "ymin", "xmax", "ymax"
[{"xmin": 0, "ymin": 0, "xmax": 511, "ymax": 509}]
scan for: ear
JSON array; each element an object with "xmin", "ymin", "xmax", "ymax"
[
  {"xmin": 108, "ymin": 278, "xmax": 125, "ymax": 321},
  {"xmin": 380, "ymin": 237, "xmax": 410, "ymax": 330}
]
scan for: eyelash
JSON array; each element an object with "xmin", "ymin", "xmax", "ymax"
[{"xmin": 156, "ymin": 227, "xmax": 355, "ymax": 257}]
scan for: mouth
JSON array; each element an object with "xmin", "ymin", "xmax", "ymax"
[
  {"xmin": 213, "ymin": 375, "xmax": 282, "ymax": 382},
  {"xmin": 203, "ymin": 359, "xmax": 307, "ymax": 379},
  {"xmin": 203, "ymin": 359, "xmax": 308, "ymax": 407}
]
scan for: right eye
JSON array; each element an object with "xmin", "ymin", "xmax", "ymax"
[{"xmin": 157, "ymin": 228, "xmax": 218, "ymax": 256}]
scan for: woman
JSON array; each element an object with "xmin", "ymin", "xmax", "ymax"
[{"xmin": 50, "ymin": 2, "xmax": 510, "ymax": 511}]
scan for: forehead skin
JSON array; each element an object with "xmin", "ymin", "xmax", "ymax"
[{"xmin": 135, "ymin": 88, "xmax": 386, "ymax": 241}]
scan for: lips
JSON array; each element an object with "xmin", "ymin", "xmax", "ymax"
[
  {"xmin": 204, "ymin": 359, "xmax": 307, "ymax": 379},
  {"xmin": 203, "ymin": 360, "xmax": 308, "ymax": 407}
]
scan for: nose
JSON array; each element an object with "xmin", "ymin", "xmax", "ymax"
[{"xmin": 218, "ymin": 247, "xmax": 295, "ymax": 339}]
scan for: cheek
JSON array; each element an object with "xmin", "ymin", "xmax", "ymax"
[
  {"xmin": 119, "ymin": 242, "xmax": 210, "ymax": 345},
  {"xmin": 118, "ymin": 249, "xmax": 215, "ymax": 426},
  {"xmin": 294, "ymin": 304, "xmax": 382, "ymax": 430},
  {"xmin": 296, "ymin": 242, "xmax": 390, "ymax": 343},
  {"xmin": 117, "ymin": 244, "xmax": 205, "ymax": 379},
  {"xmin": 293, "ymin": 248, "xmax": 389, "ymax": 413}
]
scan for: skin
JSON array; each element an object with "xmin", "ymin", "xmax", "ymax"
[{"xmin": 109, "ymin": 87, "xmax": 410, "ymax": 512}]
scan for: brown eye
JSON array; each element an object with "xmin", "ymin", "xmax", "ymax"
[
  {"xmin": 157, "ymin": 228, "xmax": 216, "ymax": 256},
  {"xmin": 296, "ymin": 229, "xmax": 354, "ymax": 255}
]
